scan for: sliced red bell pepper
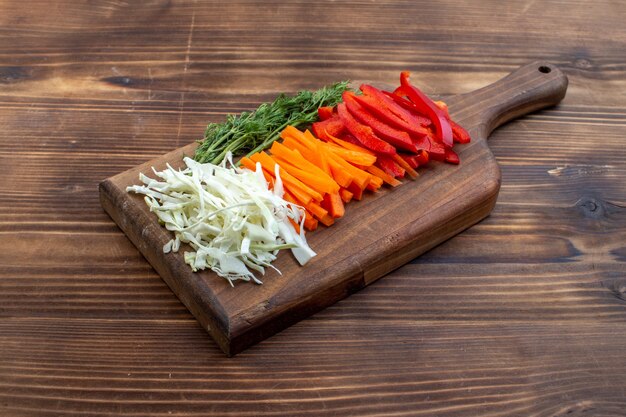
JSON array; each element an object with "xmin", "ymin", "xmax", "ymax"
[
  {"xmin": 398, "ymin": 71, "xmax": 453, "ymax": 147},
  {"xmin": 450, "ymin": 120, "xmax": 471, "ymax": 144},
  {"xmin": 353, "ymin": 89, "xmax": 429, "ymax": 139},
  {"xmin": 336, "ymin": 103, "xmax": 396, "ymax": 155},
  {"xmin": 376, "ymin": 155, "xmax": 405, "ymax": 178},
  {"xmin": 337, "ymin": 133, "xmax": 362, "ymax": 147},
  {"xmin": 383, "ymin": 90, "xmax": 432, "ymax": 126},
  {"xmin": 444, "ymin": 148, "xmax": 460, "ymax": 165},
  {"xmin": 413, "ymin": 134, "xmax": 446, "ymax": 161},
  {"xmin": 433, "ymin": 100, "xmax": 450, "ymax": 118},
  {"xmin": 312, "ymin": 115, "xmax": 344, "ymax": 141},
  {"xmin": 360, "ymin": 84, "xmax": 430, "ymax": 131},
  {"xmin": 415, "ymin": 150, "xmax": 429, "ymax": 166},
  {"xmin": 343, "ymin": 91, "xmax": 418, "ymax": 153},
  {"xmin": 317, "ymin": 106, "xmax": 335, "ymax": 121}
]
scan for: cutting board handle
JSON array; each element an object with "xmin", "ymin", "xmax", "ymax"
[{"xmin": 464, "ymin": 61, "xmax": 568, "ymax": 138}]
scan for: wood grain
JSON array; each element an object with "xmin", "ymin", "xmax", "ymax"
[{"xmin": 1, "ymin": 0, "xmax": 625, "ymax": 415}]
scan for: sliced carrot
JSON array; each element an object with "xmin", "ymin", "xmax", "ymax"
[
  {"xmin": 284, "ymin": 187, "xmax": 331, "ymax": 223},
  {"xmin": 317, "ymin": 148, "xmax": 352, "ymax": 188},
  {"xmin": 393, "ymin": 153, "xmax": 419, "ymax": 179},
  {"xmin": 288, "ymin": 217, "xmax": 302, "ymax": 234},
  {"xmin": 281, "ymin": 125, "xmax": 309, "ymax": 144},
  {"xmin": 321, "ymin": 142, "xmax": 377, "ymax": 166},
  {"xmin": 271, "ymin": 154, "xmax": 339, "ymax": 195},
  {"xmin": 271, "ymin": 141, "xmax": 330, "ymax": 179},
  {"xmin": 339, "ymin": 188, "xmax": 353, "ymax": 203},
  {"xmin": 347, "ymin": 181, "xmax": 364, "ymax": 201},
  {"xmin": 284, "ymin": 191, "xmax": 319, "ymax": 233},
  {"xmin": 317, "ymin": 213, "xmax": 335, "ymax": 227},
  {"xmin": 284, "ymin": 183, "xmax": 313, "ymax": 206},
  {"xmin": 249, "ymin": 152, "xmax": 324, "ymax": 202},
  {"xmin": 304, "ymin": 130, "xmax": 331, "ymax": 174},
  {"xmin": 324, "ymin": 192, "xmax": 345, "ymax": 218},
  {"xmin": 368, "ymin": 174, "xmax": 383, "ymax": 189},
  {"xmin": 284, "ymin": 127, "xmax": 371, "ymax": 188},
  {"xmin": 303, "ymin": 213, "xmax": 318, "ymax": 231},
  {"xmin": 305, "ymin": 200, "xmax": 329, "ymax": 221},
  {"xmin": 325, "ymin": 150, "xmax": 372, "ymax": 190},
  {"xmin": 239, "ymin": 156, "xmax": 275, "ymax": 185},
  {"xmin": 272, "ymin": 138, "xmax": 333, "ymax": 181},
  {"xmin": 366, "ymin": 165, "xmax": 402, "ymax": 187}
]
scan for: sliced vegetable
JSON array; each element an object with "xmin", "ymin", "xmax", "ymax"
[
  {"xmin": 317, "ymin": 106, "xmax": 335, "ymax": 121},
  {"xmin": 382, "ymin": 90, "xmax": 432, "ymax": 126},
  {"xmin": 377, "ymin": 155, "xmax": 405, "ymax": 178},
  {"xmin": 312, "ymin": 115, "xmax": 345, "ymax": 142},
  {"xmin": 343, "ymin": 91, "xmax": 418, "ymax": 153},
  {"xmin": 398, "ymin": 71, "xmax": 453, "ymax": 147},
  {"xmin": 127, "ymin": 155, "xmax": 316, "ymax": 285},
  {"xmin": 337, "ymin": 103, "xmax": 396, "ymax": 155},
  {"xmin": 450, "ymin": 120, "xmax": 471, "ymax": 144},
  {"xmin": 360, "ymin": 84, "xmax": 432, "ymax": 130},
  {"xmin": 366, "ymin": 165, "xmax": 402, "ymax": 187}
]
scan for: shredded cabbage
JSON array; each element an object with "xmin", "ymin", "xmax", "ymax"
[{"xmin": 127, "ymin": 154, "xmax": 316, "ymax": 285}]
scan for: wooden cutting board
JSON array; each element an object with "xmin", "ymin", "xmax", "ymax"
[{"xmin": 100, "ymin": 62, "xmax": 568, "ymax": 356}]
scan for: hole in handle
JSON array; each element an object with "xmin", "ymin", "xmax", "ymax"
[{"xmin": 538, "ymin": 65, "xmax": 552, "ymax": 74}]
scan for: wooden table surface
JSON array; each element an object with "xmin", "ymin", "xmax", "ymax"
[{"xmin": 2, "ymin": 1, "xmax": 625, "ymax": 416}]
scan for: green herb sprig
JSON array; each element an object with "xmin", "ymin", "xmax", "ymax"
[{"xmin": 194, "ymin": 81, "xmax": 350, "ymax": 164}]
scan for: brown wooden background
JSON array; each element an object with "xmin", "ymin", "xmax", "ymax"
[{"xmin": 1, "ymin": 1, "xmax": 625, "ymax": 415}]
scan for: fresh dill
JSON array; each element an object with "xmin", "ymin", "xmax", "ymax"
[{"xmin": 193, "ymin": 81, "xmax": 350, "ymax": 164}]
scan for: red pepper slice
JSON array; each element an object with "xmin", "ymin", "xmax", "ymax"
[
  {"xmin": 376, "ymin": 155, "xmax": 405, "ymax": 178},
  {"xmin": 383, "ymin": 90, "xmax": 432, "ymax": 126},
  {"xmin": 336, "ymin": 103, "xmax": 396, "ymax": 155},
  {"xmin": 353, "ymin": 88, "xmax": 429, "ymax": 139},
  {"xmin": 415, "ymin": 150, "xmax": 429, "ymax": 166},
  {"xmin": 360, "ymin": 84, "xmax": 428, "ymax": 131},
  {"xmin": 413, "ymin": 134, "xmax": 446, "ymax": 161},
  {"xmin": 398, "ymin": 71, "xmax": 453, "ymax": 147},
  {"xmin": 343, "ymin": 91, "xmax": 418, "ymax": 153},
  {"xmin": 337, "ymin": 133, "xmax": 361, "ymax": 146},
  {"xmin": 450, "ymin": 120, "xmax": 471, "ymax": 144},
  {"xmin": 444, "ymin": 148, "xmax": 460, "ymax": 165},
  {"xmin": 312, "ymin": 115, "xmax": 344, "ymax": 141},
  {"xmin": 317, "ymin": 106, "xmax": 335, "ymax": 121}
]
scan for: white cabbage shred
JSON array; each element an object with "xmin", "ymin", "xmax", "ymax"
[{"xmin": 126, "ymin": 154, "xmax": 316, "ymax": 285}]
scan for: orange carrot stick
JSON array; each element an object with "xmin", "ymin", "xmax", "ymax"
[
  {"xmin": 303, "ymin": 213, "xmax": 318, "ymax": 231},
  {"xmin": 347, "ymin": 182, "xmax": 364, "ymax": 201},
  {"xmin": 288, "ymin": 217, "xmax": 302, "ymax": 234},
  {"xmin": 239, "ymin": 157, "xmax": 274, "ymax": 185},
  {"xmin": 320, "ymin": 148, "xmax": 353, "ymax": 188},
  {"xmin": 321, "ymin": 142, "xmax": 377, "ymax": 166},
  {"xmin": 249, "ymin": 152, "xmax": 324, "ymax": 202},
  {"xmin": 325, "ymin": 150, "xmax": 371, "ymax": 190},
  {"xmin": 284, "ymin": 186, "xmax": 330, "ymax": 222},
  {"xmin": 270, "ymin": 141, "xmax": 335, "ymax": 185},
  {"xmin": 366, "ymin": 165, "xmax": 402, "ymax": 187},
  {"xmin": 393, "ymin": 154, "xmax": 418, "ymax": 179},
  {"xmin": 304, "ymin": 130, "xmax": 331, "ymax": 174},
  {"xmin": 339, "ymin": 188, "xmax": 353, "ymax": 204},
  {"xmin": 317, "ymin": 213, "xmax": 335, "ymax": 227},
  {"xmin": 323, "ymin": 192, "xmax": 345, "ymax": 218},
  {"xmin": 271, "ymin": 154, "xmax": 340, "ymax": 195}
]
